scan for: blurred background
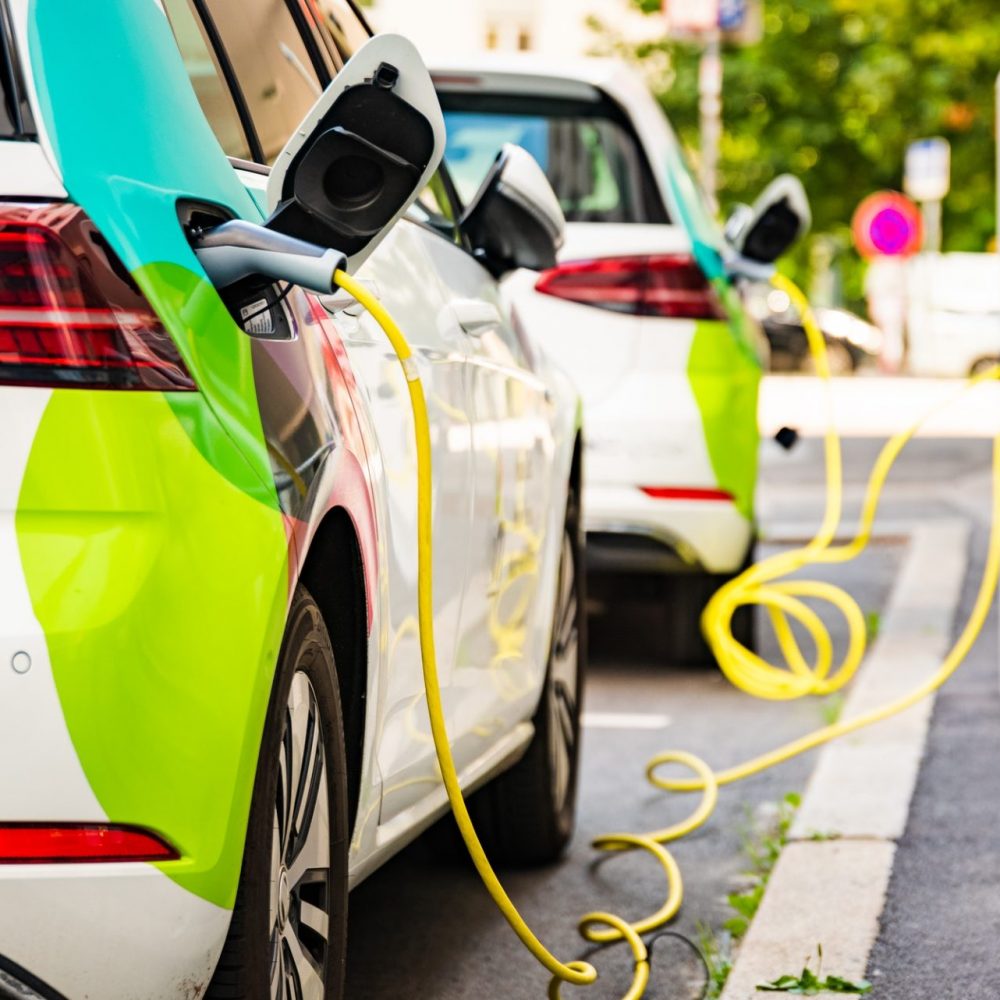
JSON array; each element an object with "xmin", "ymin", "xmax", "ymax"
[{"xmin": 358, "ymin": 0, "xmax": 1000, "ymax": 379}]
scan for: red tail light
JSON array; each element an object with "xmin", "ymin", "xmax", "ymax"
[
  {"xmin": 0, "ymin": 204, "xmax": 195, "ymax": 390},
  {"xmin": 535, "ymin": 254, "xmax": 726, "ymax": 320},
  {"xmin": 0, "ymin": 824, "xmax": 179, "ymax": 864},
  {"xmin": 640, "ymin": 486, "xmax": 734, "ymax": 502}
]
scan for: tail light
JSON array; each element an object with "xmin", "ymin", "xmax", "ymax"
[
  {"xmin": 0, "ymin": 203, "xmax": 196, "ymax": 390},
  {"xmin": 0, "ymin": 824, "xmax": 179, "ymax": 863},
  {"xmin": 640, "ymin": 486, "xmax": 734, "ymax": 502},
  {"xmin": 535, "ymin": 254, "xmax": 726, "ymax": 321}
]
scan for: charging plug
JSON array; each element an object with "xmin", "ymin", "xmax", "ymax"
[{"xmin": 193, "ymin": 220, "xmax": 346, "ymax": 294}]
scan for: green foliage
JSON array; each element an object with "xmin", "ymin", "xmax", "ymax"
[
  {"xmin": 725, "ymin": 792, "xmax": 801, "ymax": 936},
  {"xmin": 758, "ymin": 946, "xmax": 872, "ymax": 994},
  {"xmin": 697, "ymin": 922, "xmax": 735, "ymax": 999},
  {"xmin": 820, "ymin": 692, "xmax": 844, "ymax": 725},
  {"xmin": 593, "ymin": 0, "xmax": 1000, "ymax": 305},
  {"xmin": 865, "ymin": 610, "xmax": 882, "ymax": 642}
]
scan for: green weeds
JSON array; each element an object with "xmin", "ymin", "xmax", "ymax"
[{"xmin": 757, "ymin": 946, "xmax": 871, "ymax": 994}]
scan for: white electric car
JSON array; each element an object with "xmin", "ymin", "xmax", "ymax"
[
  {"xmin": 434, "ymin": 55, "xmax": 806, "ymax": 662},
  {"xmin": 0, "ymin": 5, "xmax": 581, "ymax": 999}
]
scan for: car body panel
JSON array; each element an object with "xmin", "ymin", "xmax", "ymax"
[{"xmin": 0, "ymin": 4, "xmax": 580, "ymax": 996}]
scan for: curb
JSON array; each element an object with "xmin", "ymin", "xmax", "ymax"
[{"xmin": 719, "ymin": 520, "xmax": 969, "ymax": 1000}]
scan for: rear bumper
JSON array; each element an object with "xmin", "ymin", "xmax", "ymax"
[
  {"xmin": 0, "ymin": 864, "xmax": 230, "ymax": 1000},
  {"xmin": 584, "ymin": 483, "xmax": 754, "ymax": 574}
]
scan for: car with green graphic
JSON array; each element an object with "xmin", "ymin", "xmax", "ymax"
[
  {"xmin": 0, "ymin": 4, "xmax": 584, "ymax": 998},
  {"xmin": 434, "ymin": 54, "xmax": 808, "ymax": 663}
]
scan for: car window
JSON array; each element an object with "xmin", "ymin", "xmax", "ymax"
[
  {"xmin": 161, "ymin": 0, "xmax": 253, "ymax": 160},
  {"xmin": 205, "ymin": 0, "xmax": 324, "ymax": 163},
  {"xmin": 441, "ymin": 99, "xmax": 668, "ymax": 225},
  {"xmin": 311, "ymin": 0, "xmax": 370, "ymax": 64},
  {"xmin": 407, "ymin": 170, "xmax": 462, "ymax": 243}
]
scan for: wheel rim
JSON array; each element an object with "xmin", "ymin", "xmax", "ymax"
[
  {"xmin": 548, "ymin": 529, "xmax": 580, "ymax": 813},
  {"xmin": 269, "ymin": 671, "xmax": 331, "ymax": 1000}
]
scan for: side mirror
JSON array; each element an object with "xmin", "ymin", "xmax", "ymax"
[
  {"xmin": 265, "ymin": 34, "xmax": 445, "ymax": 272},
  {"xmin": 460, "ymin": 144, "xmax": 565, "ymax": 278},
  {"xmin": 726, "ymin": 174, "xmax": 811, "ymax": 276}
]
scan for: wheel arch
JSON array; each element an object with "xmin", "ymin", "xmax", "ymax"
[{"xmin": 298, "ymin": 506, "xmax": 369, "ymax": 838}]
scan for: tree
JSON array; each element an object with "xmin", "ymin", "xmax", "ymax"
[{"xmin": 592, "ymin": 0, "xmax": 1000, "ymax": 304}]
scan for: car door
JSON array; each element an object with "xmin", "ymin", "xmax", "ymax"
[
  {"xmin": 162, "ymin": 0, "xmax": 476, "ymax": 828},
  {"xmin": 415, "ymin": 177, "xmax": 559, "ymax": 772}
]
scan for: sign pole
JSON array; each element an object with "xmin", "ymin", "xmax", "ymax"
[
  {"xmin": 996, "ymin": 72, "xmax": 1000, "ymax": 251},
  {"xmin": 699, "ymin": 28, "xmax": 722, "ymax": 210}
]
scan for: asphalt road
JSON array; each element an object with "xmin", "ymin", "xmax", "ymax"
[
  {"xmin": 342, "ymin": 431, "xmax": 963, "ymax": 1000},
  {"xmin": 866, "ymin": 445, "xmax": 1000, "ymax": 1000}
]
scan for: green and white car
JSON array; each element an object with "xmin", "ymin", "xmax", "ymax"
[
  {"xmin": 0, "ymin": 4, "xmax": 584, "ymax": 998},
  {"xmin": 435, "ymin": 54, "xmax": 807, "ymax": 662}
]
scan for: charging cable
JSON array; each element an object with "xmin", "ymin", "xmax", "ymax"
[{"xmin": 333, "ymin": 265, "xmax": 1000, "ymax": 999}]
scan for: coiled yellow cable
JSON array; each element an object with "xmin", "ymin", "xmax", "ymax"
[{"xmin": 334, "ymin": 266, "xmax": 1000, "ymax": 999}]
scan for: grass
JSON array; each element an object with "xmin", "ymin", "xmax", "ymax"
[
  {"xmin": 757, "ymin": 946, "xmax": 872, "ymax": 994},
  {"xmin": 697, "ymin": 922, "xmax": 734, "ymax": 1000},
  {"xmin": 696, "ymin": 792, "xmax": 802, "ymax": 997}
]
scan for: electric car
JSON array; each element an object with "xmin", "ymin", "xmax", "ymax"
[
  {"xmin": 433, "ymin": 55, "xmax": 807, "ymax": 662},
  {"xmin": 0, "ymin": 5, "xmax": 583, "ymax": 999}
]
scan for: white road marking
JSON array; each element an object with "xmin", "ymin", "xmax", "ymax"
[{"xmin": 582, "ymin": 712, "xmax": 671, "ymax": 730}]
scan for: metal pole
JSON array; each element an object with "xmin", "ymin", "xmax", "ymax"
[
  {"xmin": 922, "ymin": 198, "xmax": 942, "ymax": 254},
  {"xmin": 996, "ymin": 72, "xmax": 1000, "ymax": 250},
  {"xmin": 699, "ymin": 28, "xmax": 722, "ymax": 210}
]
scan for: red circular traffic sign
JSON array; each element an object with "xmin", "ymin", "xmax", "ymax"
[{"xmin": 852, "ymin": 192, "xmax": 923, "ymax": 258}]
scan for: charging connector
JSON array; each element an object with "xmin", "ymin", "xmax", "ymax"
[{"xmin": 192, "ymin": 220, "xmax": 346, "ymax": 294}]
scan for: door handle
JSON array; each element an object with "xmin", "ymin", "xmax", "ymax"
[
  {"xmin": 452, "ymin": 298, "xmax": 502, "ymax": 337},
  {"xmin": 317, "ymin": 278, "xmax": 381, "ymax": 317}
]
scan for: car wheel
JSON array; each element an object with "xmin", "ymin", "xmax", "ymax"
[
  {"xmin": 207, "ymin": 587, "xmax": 349, "ymax": 1000},
  {"xmin": 469, "ymin": 483, "xmax": 586, "ymax": 866}
]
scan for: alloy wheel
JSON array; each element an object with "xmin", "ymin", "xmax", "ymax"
[
  {"xmin": 548, "ymin": 529, "xmax": 580, "ymax": 813},
  {"xmin": 269, "ymin": 671, "xmax": 332, "ymax": 1000}
]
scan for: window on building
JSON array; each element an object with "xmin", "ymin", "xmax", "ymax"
[{"xmin": 517, "ymin": 26, "xmax": 532, "ymax": 50}]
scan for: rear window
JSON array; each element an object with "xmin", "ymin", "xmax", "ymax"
[{"xmin": 440, "ymin": 95, "xmax": 667, "ymax": 225}]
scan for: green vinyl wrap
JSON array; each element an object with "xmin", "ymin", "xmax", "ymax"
[
  {"xmin": 686, "ymin": 281, "xmax": 762, "ymax": 523},
  {"xmin": 17, "ymin": 1, "xmax": 292, "ymax": 907},
  {"xmin": 660, "ymin": 148, "xmax": 762, "ymax": 523}
]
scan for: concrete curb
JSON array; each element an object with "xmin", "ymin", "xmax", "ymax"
[{"xmin": 720, "ymin": 520, "xmax": 969, "ymax": 1000}]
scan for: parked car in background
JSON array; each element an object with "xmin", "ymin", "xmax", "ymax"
[
  {"xmin": 905, "ymin": 252, "xmax": 1000, "ymax": 377},
  {"xmin": 0, "ymin": 5, "xmax": 582, "ymax": 999},
  {"xmin": 433, "ymin": 54, "xmax": 807, "ymax": 663},
  {"xmin": 747, "ymin": 284, "xmax": 881, "ymax": 373}
]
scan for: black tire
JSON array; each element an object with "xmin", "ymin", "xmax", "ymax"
[
  {"xmin": 662, "ymin": 542, "xmax": 757, "ymax": 668},
  {"xmin": 207, "ymin": 587, "xmax": 349, "ymax": 1000},
  {"xmin": 466, "ymin": 482, "xmax": 586, "ymax": 866}
]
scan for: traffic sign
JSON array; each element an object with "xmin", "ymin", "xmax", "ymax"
[
  {"xmin": 662, "ymin": 0, "xmax": 762, "ymax": 43},
  {"xmin": 904, "ymin": 138, "xmax": 951, "ymax": 202},
  {"xmin": 663, "ymin": 0, "xmax": 719, "ymax": 32},
  {"xmin": 852, "ymin": 191, "xmax": 923, "ymax": 259}
]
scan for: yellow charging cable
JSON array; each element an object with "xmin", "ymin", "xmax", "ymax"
[{"xmin": 334, "ymin": 266, "xmax": 1000, "ymax": 999}]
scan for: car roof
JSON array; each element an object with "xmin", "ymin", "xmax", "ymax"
[{"xmin": 430, "ymin": 52, "xmax": 651, "ymax": 113}]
